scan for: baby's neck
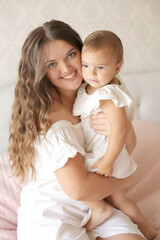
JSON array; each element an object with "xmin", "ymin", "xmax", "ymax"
[
  {"xmin": 86, "ymin": 77, "xmax": 120, "ymax": 95},
  {"xmin": 86, "ymin": 84, "xmax": 97, "ymax": 95}
]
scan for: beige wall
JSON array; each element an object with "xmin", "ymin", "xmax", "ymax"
[{"xmin": 0, "ymin": 0, "xmax": 160, "ymax": 88}]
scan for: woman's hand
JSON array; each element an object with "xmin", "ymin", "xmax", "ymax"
[
  {"xmin": 89, "ymin": 112, "xmax": 111, "ymax": 136},
  {"xmin": 125, "ymin": 120, "xmax": 137, "ymax": 155}
]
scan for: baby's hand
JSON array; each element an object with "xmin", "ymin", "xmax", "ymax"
[{"xmin": 91, "ymin": 158, "xmax": 113, "ymax": 177}]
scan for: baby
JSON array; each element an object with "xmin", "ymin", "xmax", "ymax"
[{"xmin": 73, "ymin": 30, "xmax": 156, "ymax": 240}]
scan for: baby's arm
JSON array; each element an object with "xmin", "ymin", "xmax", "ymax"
[
  {"xmin": 92, "ymin": 100, "xmax": 128, "ymax": 176},
  {"xmin": 90, "ymin": 112, "xmax": 136, "ymax": 155}
]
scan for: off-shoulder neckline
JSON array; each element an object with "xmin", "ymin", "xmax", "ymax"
[{"xmin": 50, "ymin": 120, "xmax": 81, "ymax": 128}]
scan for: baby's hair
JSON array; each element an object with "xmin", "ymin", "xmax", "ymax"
[{"xmin": 83, "ymin": 30, "xmax": 123, "ymax": 63}]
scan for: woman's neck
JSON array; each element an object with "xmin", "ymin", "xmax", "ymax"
[
  {"xmin": 60, "ymin": 89, "xmax": 77, "ymax": 109},
  {"xmin": 50, "ymin": 86, "xmax": 77, "ymax": 113},
  {"xmin": 49, "ymin": 87, "xmax": 80, "ymax": 125}
]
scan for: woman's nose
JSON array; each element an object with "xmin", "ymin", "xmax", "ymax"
[{"xmin": 60, "ymin": 61, "xmax": 70, "ymax": 74}]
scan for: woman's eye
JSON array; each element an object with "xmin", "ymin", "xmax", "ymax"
[
  {"xmin": 68, "ymin": 52, "xmax": 75, "ymax": 59},
  {"xmin": 48, "ymin": 62, "xmax": 56, "ymax": 69}
]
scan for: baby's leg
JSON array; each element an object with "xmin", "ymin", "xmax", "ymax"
[
  {"xmin": 84, "ymin": 200, "xmax": 112, "ymax": 231},
  {"xmin": 107, "ymin": 190, "xmax": 157, "ymax": 240},
  {"xmin": 97, "ymin": 233, "xmax": 145, "ymax": 240}
]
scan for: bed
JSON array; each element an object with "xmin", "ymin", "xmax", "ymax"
[{"xmin": 0, "ymin": 72, "xmax": 160, "ymax": 240}]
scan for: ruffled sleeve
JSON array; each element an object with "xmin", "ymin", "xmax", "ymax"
[
  {"xmin": 98, "ymin": 82, "xmax": 133, "ymax": 108},
  {"xmin": 73, "ymin": 81, "xmax": 134, "ymax": 117},
  {"xmin": 35, "ymin": 121, "xmax": 86, "ymax": 172}
]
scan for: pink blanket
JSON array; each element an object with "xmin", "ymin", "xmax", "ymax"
[
  {"xmin": 127, "ymin": 121, "xmax": 160, "ymax": 239},
  {"xmin": 0, "ymin": 120, "xmax": 160, "ymax": 239}
]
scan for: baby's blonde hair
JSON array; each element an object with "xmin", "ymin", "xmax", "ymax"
[{"xmin": 83, "ymin": 30, "xmax": 123, "ymax": 63}]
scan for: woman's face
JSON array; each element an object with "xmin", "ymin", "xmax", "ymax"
[{"xmin": 44, "ymin": 40, "xmax": 83, "ymax": 93}]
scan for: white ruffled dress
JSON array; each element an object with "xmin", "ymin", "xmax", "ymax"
[
  {"xmin": 17, "ymin": 120, "xmax": 144, "ymax": 240},
  {"xmin": 73, "ymin": 81, "xmax": 137, "ymax": 178}
]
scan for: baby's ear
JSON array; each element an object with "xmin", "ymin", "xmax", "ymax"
[{"xmin": 115, "ymin": 62, "xmax": 122, "ymax": 75}]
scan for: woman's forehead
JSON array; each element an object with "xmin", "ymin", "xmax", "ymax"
[{"xmin": 44, "ymin": 40, "xmax": 76, "ymax": 61}]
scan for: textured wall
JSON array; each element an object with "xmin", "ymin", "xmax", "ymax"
[{"xmin": 0, "ymin": 0, "xmax": 160, "ymax": 88}]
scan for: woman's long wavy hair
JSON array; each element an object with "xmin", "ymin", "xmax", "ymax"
[{"xmin": 9, "ymin": 19, "xmax": 83, "ymax": 182}]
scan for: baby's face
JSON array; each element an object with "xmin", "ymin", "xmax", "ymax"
[{"xmin": 81, "ymin": 47, "xmax": 120, "ymax": 89}]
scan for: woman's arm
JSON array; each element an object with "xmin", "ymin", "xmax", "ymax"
[
  {"xmin": 90, "ymin": 111, "xmax": 136, "ymax": 155},
  {"xmin": 55, "ymin": 152, "xmax": 131, "ymax": 201}
]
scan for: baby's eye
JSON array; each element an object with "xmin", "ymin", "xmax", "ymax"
[
  {"xmin": 82, "ymin": 64, "xmax": 88, "ymax": 68},
  {"xmin": 48, "ymin": 62, "xmax": 56, "ymax": 69},
  {"xmin": 97, "ymin": 66, "xmax": 105, "ymax": 70},
  {"xmin": 68, "ymin": 52, "xmax": 76, "ymax": 59}
]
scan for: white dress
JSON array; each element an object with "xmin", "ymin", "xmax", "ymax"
[
  {"xmin": 73, "ymin": 81, "xmax": 137, "ymax": 178},
  {"xmin": 17, "ymin": 120, "xmax": 144, "ymax": 240}
]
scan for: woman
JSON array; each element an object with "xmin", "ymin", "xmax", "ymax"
[{"xmin": 9, "ymin": 19, "xmax": 145, "ymax": 240}]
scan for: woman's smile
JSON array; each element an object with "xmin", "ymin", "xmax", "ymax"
[
  {"xmin": 61, "ymin": 71, "xmax": 76, "ymax": 80},
  {"xmin": 45, "ymin": 40, "xmax": 82, "ymax": 91}
]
